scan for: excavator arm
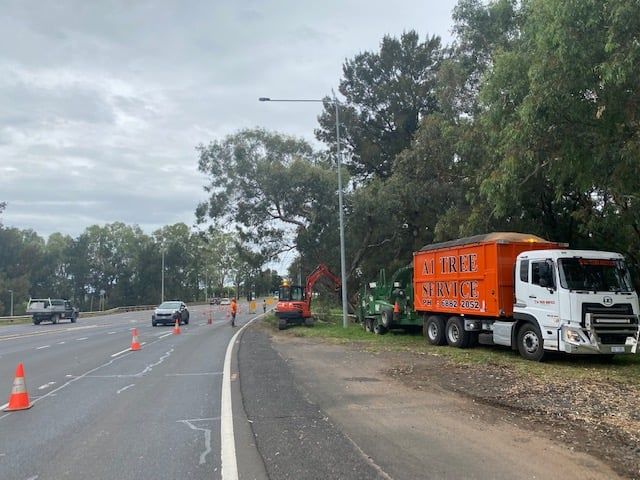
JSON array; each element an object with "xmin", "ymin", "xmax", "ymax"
[{"xmin": 305, "ymin": 263, "xmax": 341, "ymax": 306}]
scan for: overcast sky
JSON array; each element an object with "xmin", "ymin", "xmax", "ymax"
[{"xmin": 0, "ymin": 0, "xmax": 458, "ymax": 240}]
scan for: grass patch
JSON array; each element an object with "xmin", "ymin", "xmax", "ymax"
[{"xmin": 261, "ymin": 314, "xmax": 640, "ymax": 385}]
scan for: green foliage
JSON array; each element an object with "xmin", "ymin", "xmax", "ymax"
[
  {"xmin": 197, "ymin": 128, "xmax": 342, "ymax": 272},
  {"xmin": 316, "ymin": 30, "xmax": 444, "ymax": 180}
]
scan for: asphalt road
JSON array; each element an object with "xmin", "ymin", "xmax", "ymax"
[{"xmin": 0, "ymin": 302, "xmax": 253, "ymax": 480}]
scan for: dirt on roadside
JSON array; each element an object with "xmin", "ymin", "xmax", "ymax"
[
  {"xmin": 262, "ymin": 322, "xmax": 640, "ymax": 479},
  {"xmin": 387, "ymin": 356, "xmax": 640, "ymax": 479}
]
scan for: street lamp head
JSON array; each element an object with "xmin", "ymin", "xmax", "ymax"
[{"xmin": 258, "ymin": 97, "xmax": 271, "ymax": 102}]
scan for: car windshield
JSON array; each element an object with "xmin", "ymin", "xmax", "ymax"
[
  {"xmin": 158, "ymin": 301, "xmax": 181, "ymax": 309},
  {"xmin": 558, "ymin": 258, "xmax": 634, "ymax": 292}
]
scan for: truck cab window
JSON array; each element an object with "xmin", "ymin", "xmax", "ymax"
[
  {"xmin": 519, "ymin": 259, "xmax": 529, "ymax": 282},
  {"xmin": 532, "ymin": 260, "xmax": 555, "ymax": 288}
]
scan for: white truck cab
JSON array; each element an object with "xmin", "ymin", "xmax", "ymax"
[{"xmin": 513, "ymin": 249, "xmax": 639, "ymax": 355}]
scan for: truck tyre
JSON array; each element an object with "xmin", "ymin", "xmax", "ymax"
[
  {"xmin": 381, "ymin": 308, "xmax": 393, "ymax": 328},
  {"xmin": 51, "ymin": 314, "xmax": 59, "ymax": 324},
  {"xmin": 445, "ymin": 316, "xmax": 472, "ymax": 348},
  {"xmin": 304, "ymin": 317, "xmax": 315, "ymax": 327},
  {"xmin": 278, "ymin": 318, "xmax": 288, "ymax": 330},
  {"xmin": 33, "ymin": 317, "xmax": 40, "ymax": 325},
  {"xmin": 71, "ymin": 312, "xmax": 77, "ymax": 323},
  {"xmin": 517, "ymin": 323, "xmax": 546, "ymax": 361},
  {"xmin": 373, "ymin": 319, "xmax": 388, "ymax": 335},
  {"xmin": 424, "ymin": 316, "xmax": 446, "ymax": 346}
]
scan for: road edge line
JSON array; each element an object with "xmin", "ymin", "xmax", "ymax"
[{"xmin": 220, "ymin": 312, "xmax": 267, "ymax": 480}]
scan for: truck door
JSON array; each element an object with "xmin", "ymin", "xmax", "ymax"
[{"xmin": 527, "ymin": 259, "xmax": 561, "ymax": 332}]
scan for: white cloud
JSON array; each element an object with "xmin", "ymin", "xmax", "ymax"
[{"xmin": 0, "ymin": 0, "xmax": 458, "ymax": 240}]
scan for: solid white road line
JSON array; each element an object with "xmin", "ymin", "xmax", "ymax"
[
  {"xmin": 111, "ymin": 347, "xmax": 132, "ymax": 358},
  {"xmin": 36, "ymin": 345, "xmax": 50, "ymax": 350},
  {"xmin": 159, "ymin": 332, "xmax": 172, "ymax": 339},
  {"xmin": 76, "ymin": 337, "xmax": 88, "ymax": 341},
  {"xmin": 220, "ymin": 312, "xmax": 265, "ymax": 480}
]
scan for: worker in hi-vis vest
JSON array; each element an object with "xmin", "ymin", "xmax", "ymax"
[{"xmin": 230, "ymin": 298, "xmax": 238, "ymax": 327}]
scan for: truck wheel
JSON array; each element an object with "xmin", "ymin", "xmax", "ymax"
[
  {"xmin": 445, "ymin": 316, "xmax": 471, "ymax": 348},
  {"xmin": 381, "ymin": 308, "xmax": 393, "ymax": 328},
  {"xmin": 71, "ymin": 313, "xmax": 77, "ymax": 323},
  {"xmin": 517, "ymin": 323, "xmax": 546, "ymax": 361},
  {"xmin": 278, "ymin": 319, "xmax": 288, "ymax": 330},
  {"xmin": 51, "ymin": 314, "xmax": 59, "ymax": 324},
  {"xmin": 424, "ymin": 316, "xmax": 446, "ymax": 346},
  {"xmin": 373, "ymin": 320, "xmax": 387, "ymax": 335},
  {"xmin": 33, "ymin": 318, "xmax": 41, "ymax": 325},
  {"xmin": 304, "ymin": 317, "xmax": 315, "ymax": 327}
]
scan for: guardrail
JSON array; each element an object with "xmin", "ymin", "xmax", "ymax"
[{"xmin": 0, "ymin": 304, "xmax": 158, "ymax": 325}]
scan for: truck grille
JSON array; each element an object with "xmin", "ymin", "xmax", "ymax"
[
  {"xmin": 581, "ymin": 303, "xmax": 633, "ymax": 327},
  {"xmin": 582, "ymin": 302, "xmax": 638, "ymax": 345}
]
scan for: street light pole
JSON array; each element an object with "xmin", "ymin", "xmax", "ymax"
[
  {"xmin": 8, "ymin": 289, "xmax": 13, "ymax": 317},
  {"xmin": 259, "ymin": 95, "xmax": 349, "ymax": 328},
  {"xmin": 161, "ymin": 249, "xmax": 165, "ymax": 303}
]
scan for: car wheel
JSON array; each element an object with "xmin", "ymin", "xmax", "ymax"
[{"xmin": 152, "ymin": 320, "xmax": 157, "ymax": 327}]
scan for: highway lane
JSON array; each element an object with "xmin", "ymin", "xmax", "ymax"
[{"xmin": 0, "ymin": 302, "xmax": 251, "ymax": 480}]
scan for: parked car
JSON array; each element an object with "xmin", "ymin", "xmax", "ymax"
[
  {"xmin": 27, "ymin": 298, "xmax": 79, "ymax": 325},
  {"xmin": 152, "ymin": 301, "xmax": 189, "ymax": 326},
  {"xmin": 220, "ymin": 298, "xmax": 231, "ymax": 305},
  {"xmin": 209, "ymin": 297, "xmax": 221, "ymax": 305}
]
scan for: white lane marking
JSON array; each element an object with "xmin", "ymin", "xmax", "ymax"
[
  {"xmin": 57, "ymin": 341, "xmax": 65, "ymax": 345},
  {"xmin": 38, "ymin": 382, "xmax": 56, "ymax": 390},
  {"xmin": 26, "ymin": 475, "xmax": 39, "ymax": 480},
  {"xmin": 165, "ymin": 372, "xmax": 222, "ymax": 376},
  {"xmin": 111, "ymin": 347, "xmax": 131, "ymax": 358},
  {"xmin": 0, "ymin": 332, "xmax": 171, "ymax": 422},
  {"xmin": 159, "ymin": 332, "xmax": 172, "ymax": 339},
  {"xmin": 179, "ymin": 419, "xmax": 212, "ymax": 465},
  {"xmin": 76, "ymin": 337, "xmax": 88, "ymax": 341},
  {"xmin": 80, "ymin": 348, "xmax": 174, "ymax": 378},
  {"xmin": 36, "ymin": 345, "xmax": 50, "ymax": 350},
  {"xmin": 220, "ymin": 312, "xmax": 264, "ymax": 480},
  {"xmin": 108, "ymin": 331, "xmax": 117, "ymax": 335},
  {"xmin": 117, "ymin": 384, "xmax": 135, "ymax": 394}
]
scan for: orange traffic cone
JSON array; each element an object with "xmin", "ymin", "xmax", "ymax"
[
  {"xmin": 5, "ymin": 363, "xmax": 32, "ymax": 411},
  {"xmin": 393, "ymin": 301, "xmax": 400, "ymax": 321},
  {"xmin": 130, "ymin": 328, "xmax": 141, "ymax": 351},
  {"xmin": 173, "ymin": 318, "xmax": 181, "ymax": 335},
  {"xmin": 208, "ymin": 309, "xmax": 213, "ymax": 325}
]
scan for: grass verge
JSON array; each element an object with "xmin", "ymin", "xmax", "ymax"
[{"xmin": 262, "ymin": 313, "xmax": 640, "ymax": 385}]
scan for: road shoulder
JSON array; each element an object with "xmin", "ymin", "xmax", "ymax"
[
  {"xmin": 237, "ymin": 326, "xmax": 388, "ymax": 480},
  {"xmin": 257, "ymin": 324, "xmax": 622, "ymax": 480}
]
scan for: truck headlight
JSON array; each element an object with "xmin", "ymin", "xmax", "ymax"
[{"xmin": 562, "ymin": 326, "xmax": 584, "ymax": 344}]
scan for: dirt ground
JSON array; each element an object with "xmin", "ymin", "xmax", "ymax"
[
  {"xmin": 263, "ymin": 323, "xmax": 640, "ymax": 479},
  {"xmin": 386, "ymin": 355, "xmax": 640, "ymax": 479}
]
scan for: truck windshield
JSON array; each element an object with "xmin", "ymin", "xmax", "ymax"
[{"xmin": 558, "ymin": 258, "xmax": 634, "ymax": 292}]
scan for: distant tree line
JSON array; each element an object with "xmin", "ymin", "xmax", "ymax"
[
  {"xmin": 0, "ymin": 214, "xmax": 281, "ymax": 316},
  {"xmin": 197, "ymin": 0, "xmax": 640, "ymax": 293}
]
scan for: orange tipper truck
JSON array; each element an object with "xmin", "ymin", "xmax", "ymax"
[{"xmin": 413, "ymin": 232, "xmax": 640, "ymax": 361}]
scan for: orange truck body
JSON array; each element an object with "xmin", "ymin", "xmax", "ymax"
[{"xmin": 413, "ymin": 233, "xmax": 565, "ymax": 318}]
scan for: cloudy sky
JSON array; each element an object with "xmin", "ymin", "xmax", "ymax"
[{"xmin": 0, "ymin": 0, "xmax": 458, "ymax": 239}]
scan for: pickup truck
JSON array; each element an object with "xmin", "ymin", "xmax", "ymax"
[{"xmin": 27, "ymin": 298, "xmax": 79, "ymax": 325}]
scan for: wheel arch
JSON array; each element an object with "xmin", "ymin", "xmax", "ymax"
[{"xmin": 512, "ymin": 312, "xmax": 542, "ymax": 350}]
